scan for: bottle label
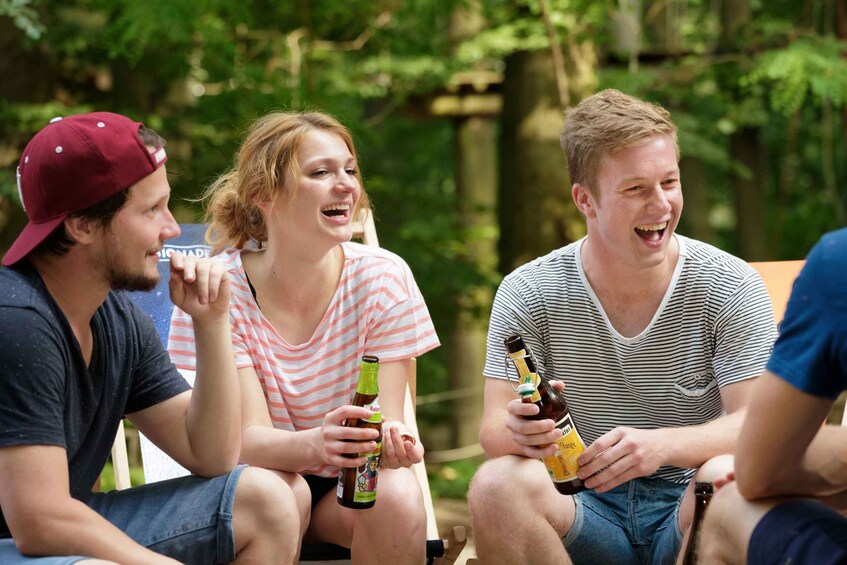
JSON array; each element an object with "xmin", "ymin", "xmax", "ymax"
[
  {"xmin": 507, "ymin": 349, "xmax": 541, "ymax": 400},
  {"xmin": 542, "ymin": 414, "xmax": 585, "ymax": 483},
  {"xmin": 351, "ymin": 442, "xmax": 381, "ymax": 503},
  {"xmin": 511, "ymin": 355, "xmax": 533, "ymax": 380},
  {"xmin": 362, "ymin": 397, "xmax": 381, "ymax": 423}
]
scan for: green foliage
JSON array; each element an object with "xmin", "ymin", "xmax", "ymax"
[
  {"xmin": 2, "ymin": 0, "xmax": 847, "ymax": 438},
  {"xmin": 427, "ymin": 456, "xmax": 484, "ymax": 500},
  {"xmin": 0, "ymin": 171, "xmax": 15, "ymax": 201},
  {"xmin": 98, "ymin": 461, "xmax": 145, "ymax": 492},
  {"xmin": 0, "ymin": 0, "xmax": 44, "ymax": 39},
  {"xmin": 744, "ymin": 36, "xmax": 847, "ymax": 115}
]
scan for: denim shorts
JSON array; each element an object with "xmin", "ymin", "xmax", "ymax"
[
  {"xmin": 0, "ymin": 464, "xmax": 246, "ymax": 565},
  {"xmin": 562, "ymin": 477, "xmax": 686, "ymax": 565},
  {"xmin": 749, "ymin": 499, "xmax": 847, "ymax": 565}
]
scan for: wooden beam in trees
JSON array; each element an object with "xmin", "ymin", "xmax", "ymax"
[
  {"xmin": 429, "ymin": 93, "xmax": 502, "ymax": 118},
  {"xmin": 404, "ymin": 69, "xmax": 503, "ymax": 119}
]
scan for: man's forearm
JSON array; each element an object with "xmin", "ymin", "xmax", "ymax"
[
  {"xmin": 186, "ymin": 315, "xmax": 241, "ymax": 475},
  {"xmin": 803, "ymin": 426, "xmax": 847, "ymax": 495},
  {"xmin": 15, "ymin": 500, "xmax": 176, "ymax": 565},
  {"xmin": 740, "ymin": 425, "xmax": 847, "ymax": 499},
  {"xmin": 735, "ymin": 374, "xmax": 839, "ymax": 500},
  {"xmin": 660, "ymin": 409, "xmax": 747, "ymax": 469}
]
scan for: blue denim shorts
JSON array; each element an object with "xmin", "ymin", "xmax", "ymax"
[
  {"xmin": 749, "ymin": 499, "xmax": 847, "ymax": 565},
  {"xmin": 0, "ymin": 464, "xmax": 246, "ymax": 564},
  {"xmin": 563, "ymin": 477, "xmax": 686, "ymax": 565}
]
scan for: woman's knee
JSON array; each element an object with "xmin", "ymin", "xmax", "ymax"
[
  {"xmin": 371, "ymin": 468, "xmax": 426, "ymax": 528},
  {"xmin": 234, "ymin": 467, "xmax": 304, "ymax": 536}
]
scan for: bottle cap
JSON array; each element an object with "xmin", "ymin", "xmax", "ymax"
[{"xmin": 517, "ymin": 382, "xmax": 536, "ymax": 396}]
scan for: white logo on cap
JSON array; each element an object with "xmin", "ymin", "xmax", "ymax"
[
  {"xmin": 55, "ymin": 146, "xmax": 63, "ymax": 154},
  {"xmin": 97, "ymin": 122, "xmax": 105, "ymax": 127},
  {"xmin": 49, "ymin": 117, "xmax": 63, "ymax": 124},
  {"xmin": 16, "ymin": 166, "xmax": 26, "ymax": 212},
  {"xmin": 153, "ymin": 147, "xmax": 167, "ymax": 164}
]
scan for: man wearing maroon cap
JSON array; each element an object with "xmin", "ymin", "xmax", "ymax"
[{"xmin": 0, "ymin": 113, "xmax": 306, "ymax": 564}]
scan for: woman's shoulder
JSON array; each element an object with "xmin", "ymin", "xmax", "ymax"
[
  {"xmin": 341, "ymin": 241, "xmax": 411, "ymax": 273},
  {"xmin": 341, "ymin": 241, "xmax": 424, "ymax": 298}
]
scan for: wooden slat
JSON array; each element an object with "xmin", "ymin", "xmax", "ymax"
[
  {"xmin": 351, "ymin": 208, "xmax": 379, "ymax": 247},
  {"xmin": 749, "ymin": 260, "xmax": 805, "ymax": 323},
  {"xmin": 110, "ymin": 420, "xmax": 132, "ymax": 490}
]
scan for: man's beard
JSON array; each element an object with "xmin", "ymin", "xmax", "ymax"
[{"xmin": 107, "ymin": 263, "xmax": 160, "ymax": 292}]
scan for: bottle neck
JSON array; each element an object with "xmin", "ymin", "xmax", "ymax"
[{"xmin": 356, "ymin": 363, "xmax": 379, "ymax": 395}]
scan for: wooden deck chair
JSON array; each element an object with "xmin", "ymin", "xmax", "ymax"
[
  {"xmin": 110, "ymin": 209, "xmax": 467, "ymax": 564},
  {"xmin": 748, "ymin": 260, "xmax": 806, "ymax": 325}
]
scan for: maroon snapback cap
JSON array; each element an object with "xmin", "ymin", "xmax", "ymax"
[{"xmin": 2, "ymin": 112, "xmax": 168, "ymax": 266}]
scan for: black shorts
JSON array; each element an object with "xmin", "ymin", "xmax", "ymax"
[
  {"xmin": 304, "ymin": 474, "xmax": 339, "ymax": 509},
  {"xmin": 749, "ymin": 499, "xmax": 847, "ymax": 565}
]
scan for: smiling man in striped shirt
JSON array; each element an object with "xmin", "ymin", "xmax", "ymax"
[{"xmin": 468, "ymin": 89, "xmax": 777, "ymax": 565}]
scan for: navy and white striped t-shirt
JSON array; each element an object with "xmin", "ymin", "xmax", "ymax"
[{"xmin": 484, "ymin": 235, "xmax": 777, "ymax": 484}]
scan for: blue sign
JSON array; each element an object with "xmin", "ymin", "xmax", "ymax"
[{"xmin": 127, "ymin": 224, "xmax": 211, "ymax": 347}]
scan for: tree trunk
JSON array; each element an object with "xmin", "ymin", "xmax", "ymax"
[
  {"xmin": 718, "ymin": 0, "xmax": 770, "ymax": 259},
  {"xmin": 732, "ymin": 127, "xmax": 769, "ymax": 260},
  {"xmin": 450, "ymin": 116, "xmax": 496, "ymax": 449},
  {"xmin": 678, "ymin": 156, "xmax": 714, "ymax": 244},
  {"xmin": 718, "ymin": 0, "xmax": 751, "ymax": 53},
  {"xmin": 498, "ymin": 49, "xmax": 575, "ymax": 274},
  {"xmin": 445, "ymin": 1, "xmax": 494, "ymax": 450}
]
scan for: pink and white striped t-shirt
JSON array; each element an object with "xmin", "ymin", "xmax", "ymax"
[{"xmin": 168, "ymin": 242, "xmax": 440, "ymax": 477}]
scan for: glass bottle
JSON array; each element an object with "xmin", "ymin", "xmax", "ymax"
[
  {"xmin": 505, "ymin": 335, "xmax": 586, "ymax": 495},
  {"xmin": 337, "ymin": 355, "xmax": 383, "ymax": 509},
  {"xmin": 681, "ymin": 481, "xmax": 714, "ymax": 565}
]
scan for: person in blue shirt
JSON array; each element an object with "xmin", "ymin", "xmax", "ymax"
[{"xmin": 699, "ymin": 228, "xmax": 847, "ymax": 564}]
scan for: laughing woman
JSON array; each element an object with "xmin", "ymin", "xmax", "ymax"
[{"xmin": 168, "ymin": 112, "xmax": 439, "ymax": 563}]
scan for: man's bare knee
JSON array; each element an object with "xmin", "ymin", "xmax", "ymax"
[
  {"xmin": 694, "ymin": 454, "xmax": 734, "ymax": 483},
  {"xmin": 698, "ymin": 480, "xmax": 768, "ymax": 564},
  {"xmin": 469, "ymin": 457, "xmax": 530, "ymax": 518},
  {"xmin": 470, "ymin": 457, "xmax": 539, "ymax": 502}
]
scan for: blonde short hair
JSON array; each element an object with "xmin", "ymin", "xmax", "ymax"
[
  {"xmin": 203, "ymin": 111, "xmax": 369, "ymax": 253},
  {"xmin": 560, "ymin": 89, "xmax": 679, "ymax": 197}
]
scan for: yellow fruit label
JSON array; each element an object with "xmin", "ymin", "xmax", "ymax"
[{"xmin": 542, "ymin": 416, "xmax": 585, "ymax": 482}]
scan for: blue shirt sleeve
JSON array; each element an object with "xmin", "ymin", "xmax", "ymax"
[{"xmin": 766, "ymin": 229, "xmax": 847, "ymax": 398}]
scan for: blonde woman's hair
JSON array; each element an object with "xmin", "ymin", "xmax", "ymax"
[
  {"xmin": 203, "ymin": 111, "xmax": 369, "ymax": 253},
  {"xmin": 560, "ymin": 89, "xmax": 679, "ymax": 198}
]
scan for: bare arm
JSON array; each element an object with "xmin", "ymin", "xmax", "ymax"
[
  {"xmin": 0, "ymin": 445, "xmax": 177, "ymax": 564},
  {"xmin": 375, "ymin": 359, "xmax": 424, "ymax": 468},
  {"xmin": 129, "ymin": 254, "xmax": 240, "ymax": 477},
  {"xmin": 735, "ymin": 371, "xmax": 847, "ymax": 500},
  {"xmin": 237, "ymin": 359, "xmax": 421, "ymax": 472},
  {"xmin": 237, "ymin": 366, "xmax": 378, "ymax": 472},
  {"xmin": 577, "ymin": 377, "xmax": 756, "ymax": 492},
  {"xmin": 478, "ymin": 377, "xmax": 563, "ymax": 459}
]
